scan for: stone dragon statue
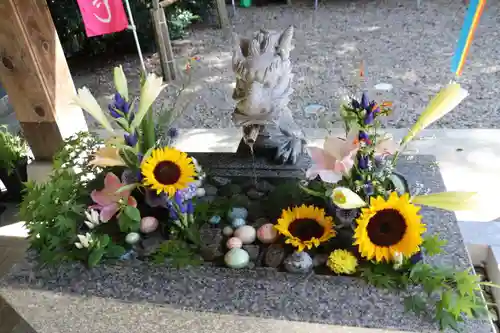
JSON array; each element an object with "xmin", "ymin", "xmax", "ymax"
[{"xmin": 231, "ymin": 26, "xmax": 306, "ymax": 165}]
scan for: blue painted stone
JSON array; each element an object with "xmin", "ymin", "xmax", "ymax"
[
  {"xmin": 209, "ymin": 215, "xmax": 221, "ymax": 225},
  {"xmin": 228, "ymin": 207, "xmax": 248, "ymax": 220},
  {"xmin": 284, "ymin": 251, "xmax": 313, "ymax": 274},
  {"xmin": 231, "ymin": 217, "xmax": 246, "ymax": 229}
]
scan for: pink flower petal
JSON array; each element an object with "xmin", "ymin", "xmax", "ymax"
[
  {"xmin": 317, "ymin": 170, "xmax": 343, "ymax": 184},
  {"xmin": 104, "ymin": 172, "xmax": 122, "ymax": 192},
  {"xmin": 323, "ymin": 137, "xmax": 348, "ymax": 160},
  {"xmin": 91, "ymin": 189, "xmax": 114, "ymax": 206},
  {"xmin": 127, "ymin": 196, "xmax": 137, "ymax": 208},
  {"xmin": 307, "ymin": 147, "xmax": 328, "ymax": 168},
  {"xmin": 100, "ymin": 203, "xmax": 120, "ymax": 222},
  {"xmin": 305, "ymin": 166, "xmax": 320, "ymax": 180}
]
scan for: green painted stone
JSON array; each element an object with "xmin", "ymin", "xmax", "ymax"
[{"xmin": 224, "ymin": 248, "xmax": 250, "ymax": 269}]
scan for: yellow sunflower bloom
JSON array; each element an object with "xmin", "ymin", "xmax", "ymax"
[
  {"xmin": 274, "ymin": 205, "xmax": 336, "ymax": 252},
  {"xmin": 327, "ymin": 249, "xmax": 358, "ymax": 275},
  {"xmin": 354, "ymin": 192, "xmax": 426, "ymax": 263},
  {"xmin": 141, "ymin": 147, "xmax": 196, "ymax": 196}
]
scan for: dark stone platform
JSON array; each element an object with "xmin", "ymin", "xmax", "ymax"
[{"xmin": 0, "ymin": 155, "xmax": 494, "ymax": 333}]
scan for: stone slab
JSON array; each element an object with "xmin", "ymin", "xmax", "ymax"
[{"xmin": 0, "ymin": 155, "xmax": 494, "ymax": 333}]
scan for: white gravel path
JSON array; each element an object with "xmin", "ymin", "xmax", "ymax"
[{"xmin": 69, "ymin": 0, "xmax": 500, "ymax": 131}]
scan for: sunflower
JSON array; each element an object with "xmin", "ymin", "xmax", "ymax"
[
  {"xmin": 354, "ymin": 192, "xmax": 426, "ymax": 263},
  {"xmin": 274, "ymin": 205, "xmax": 336, "ymax": 252},
  {"xmin": 141, "ymin": 147, "xmax": 196, "ymax": 196}
]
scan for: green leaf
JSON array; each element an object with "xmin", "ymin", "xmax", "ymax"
[
  {"xmin": 454, "ymin": 269, "xmax": 481, "ymax": 296},
  {"xmin": 114, "ymin": 117, "xmax": 130, "ymax": 131},
  {"xmin": 100, "ymin": 234, "xmax": 111, "ymax": 248},
  {"xmin": 437, "ymin": 310, "xmax": 460, "ymax": 332},
  {"xmin": 404, "ymin": 295, "xmax": 427, "ymax": 315},
  {"xmin": 422, "ymin": 234, "xmax": 447, "ymax": 256},
  {"xmin": 118, "ymin": 212, "xmax": 140, "ymax": 233},
  {"xmin": 105, "ymin": 243, "xmax": 126, "ymax": 258},
  {"xmin": 116, "ymin": 183, "xmax": 138, "ymax": 194},
  {"xmin": 152, "ymin": 240, "xmax": 203, "ymax": 268},
  {"xmin": 88, "ymin": 248, "xmax": 105, "ymax": 268},
  {"xmin": 124, "ymin": 206, "xmax": 141, "ymax": 222}
]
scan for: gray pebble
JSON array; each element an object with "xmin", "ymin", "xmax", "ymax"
[
  {"xmin": 211, "ymin": 176, "xmax": 231, "ymax": 187},
  {"xmin": 284, "ymin": 251, "xmax": 313, "ymax": 274},
  {"xmin": 247, "ymin": 188, "xmax": 265, "ymax": 200},
  {"xmin": 242, "ymin": 244, "xmax": 260, "ymax": 261}
]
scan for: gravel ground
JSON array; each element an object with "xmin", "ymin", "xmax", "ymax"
[{"xmin": 70, "ymin": 0, "xmax": 500, "ymax": 131}]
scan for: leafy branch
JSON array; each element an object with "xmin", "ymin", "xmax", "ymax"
[
  {"xmin": 359, "ymin": 233, "xmax": 494, "ymax": 332},
  {"xmin": 152, "ymin": 240, "xmax": 203, "ymax": 268}
]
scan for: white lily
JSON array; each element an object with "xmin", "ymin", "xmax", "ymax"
[
  {"xmin": 113, "ymin": 65, "xmax": 129, "ymax": 101},
  {"xmin": 130, "ymin": 73, "xmax": 167, "ymax": 130},
  {"xmin": 75, "ymin": 233, "xmax": 93, "ymax": 248},
  {"xmin": 392, "ymin": 251, "xmax": 403, "ymax": 269},
  {"xmin": 84, "ymin": 209, "xmax": 101, "ymax": 229},
  {"xmin": 73, "ymin": 87, "xmax": 115, "ymax": 133},
  {"xmin": 331, "ymin": 187, "xmax": 367, "ymax": 209}
]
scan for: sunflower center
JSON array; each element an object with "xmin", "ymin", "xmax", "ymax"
[
  {"xmin": 288, "ymin": 218, "xmax": 324, "ymax": 241},
  {"xmin": 367, "ymin": 209, "xmax": 407, "ymax": 246},
  {"xmin": 153, "ymin": 161, "xmax": 181, "ymax": 185}
]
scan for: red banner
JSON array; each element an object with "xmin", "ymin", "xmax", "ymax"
[{"xmin": 76, "ymin": 0, "xmax": 129, "ymax": 37}]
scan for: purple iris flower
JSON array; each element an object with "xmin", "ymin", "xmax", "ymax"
[
  {"xmin": 351, "ymin": 99, "xmax": 360, "ymax": 109},
  {"xmin": 410, "ymin": 252, "xmax": 423, "ymax": 265},
  {"xmin": 361, "ymin": 92, "xmax": 370, "ymax": 109},
  {"xmin": 167, "ymin": 127, "xmax": 179, "ymax": 139},
  {"xmin": 108, "ymin": 93, "xmax": 130, "ymax": 119},
  {"xmin": 186, "ymin": 200, "xmax": 194, "ymax": 214},
  {"xmin": 358, "ymin": 155, "xmax": 369, "ymax": 169},
  {"xmin": 364, "ymin": 182, "xmax": 374, "ymax": 196},
  {"xmin": 124, "ymin": 132, "xmax": 138, "ymax": 147},
  {"xmin": 364, "ymin": 111, "xmax": 374, "ymax": 125},
  {"xmin": 358, "ymin": 131, "xmax": 369, "ymax": 142}
]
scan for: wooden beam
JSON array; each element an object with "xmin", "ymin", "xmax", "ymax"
[{"xmin": 0, "ymin": 0, "xmax": 87, "ymax": 161}]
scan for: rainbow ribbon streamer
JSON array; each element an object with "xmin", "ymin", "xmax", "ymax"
[{"xmin": 450, "ymin": 0, "xmax": 486, "ymax": 77}]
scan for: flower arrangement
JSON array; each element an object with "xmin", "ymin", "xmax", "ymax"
[
  {"xmin": 292, "ymin": 82, "xmax": 493, "ymax": 331},
  {"xmin": 20, "ymin": 59, "xmax": 494, "ymax": 332},
  {"xmin": 22, "ymin": 60, "xmax": 205, "ymax": 268}
]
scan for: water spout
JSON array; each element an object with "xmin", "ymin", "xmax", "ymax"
[{"xmin": 243, "ymin": 125, "xmax": 260, "ymax": 148}]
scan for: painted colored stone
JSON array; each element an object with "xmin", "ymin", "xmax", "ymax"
[
  {"xmin": 209, "ymin": 215, "xmax": 221, "ymax": 225},
  {"xmin": 226, "ymin": 237, "xmax": 243, "ymax": 249},
  {"xmin": 284, "ymin": 251, "xmax": 313, "ymax": 273},
  {"xmin": 257, "ymin": 223, "xmax": 278, "ymax": 244},
  {"xmin": 228, "ymin": 207, "xmax": 248, "ymax": 220},
  {"xmin": 125, "ymin": 232, "xmax": 140, "ymax": 245},
  {"xmin": 196, "ymin": 187, "xmax": 206, "ymax": 197},
  {"xmin": 234, "ymin": 225, "xmax": 256, "ymax": 244},
  {"xmin": 222, "ymin": 226, "xmax": 234, "ymax": 237},
  {"xmin": 231, "ymin": 217, "xmax": 246, "ymax": 229},
  {"xmin": 224, "ymin": 248, "xmax": 250, "ymax": 269},
  {"xmin": 140, "ymin": 216, "xmax": 159, "ymax": 234}
]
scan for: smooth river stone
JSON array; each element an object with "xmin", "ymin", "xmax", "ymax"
[
  {"xmin": 224, "ymin": 248, "xmax": 250, "ymax": 269},
  {"xmin": 234, "ymin": 225, "xmax": 256, "ymax": 244},
  {"xmin": 140, "ymin": 216, "xmax": 159, "ymax": 234},
  {"xmin": 257, "ymin": 223, "xmax": 278, "ymax": 244},
  {"xmin": 226, "ymin": 237, "xmax": 243, "ymax": 249}
]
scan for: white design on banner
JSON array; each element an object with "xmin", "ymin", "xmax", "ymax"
[{"xmin": 92, "ymin": 0, "xmax": 112, "ymax": 23}]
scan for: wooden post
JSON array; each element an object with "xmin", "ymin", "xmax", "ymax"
[
  {"xmin": 0, "ymin": 0, "xmax": 88, "ymax": 161},
  {"xmin": 214, "ymin": 0, "xmax": 231, "ymax": 38},
  {"xmin": 151, "ymin": 0, "xmax": 177, "ymax": 81}
]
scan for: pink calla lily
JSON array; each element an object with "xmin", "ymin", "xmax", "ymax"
[{"xmin": 90, "ymin": 172, "xmax": 137, "ymax": 222}]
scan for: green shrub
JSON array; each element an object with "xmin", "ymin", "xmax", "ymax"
[{"xmin": 46, "ymin": 0, "xmax": 213, "ymax": 58}]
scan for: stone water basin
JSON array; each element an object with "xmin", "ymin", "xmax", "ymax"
[{"xmin": 0, "ymin": 155, "xmax": 494, "ymax": 333}]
